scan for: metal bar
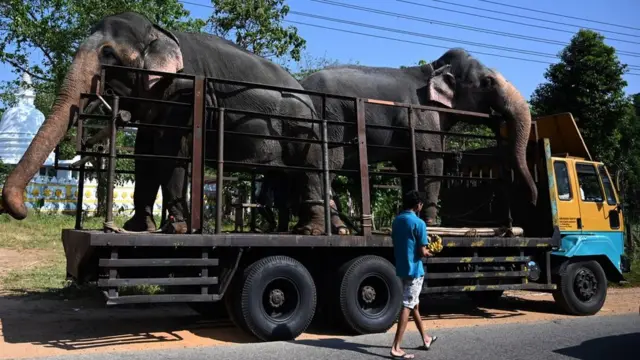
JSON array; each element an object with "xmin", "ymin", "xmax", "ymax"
[
  {"xmin": 546, "ymin": 250, "xmax": 552, "ymax": 285},
  {"xmin": 108, "ymin": 248, "xmax": 118, "ymax": 298},
  {"xmin": 215, "ymin": 108, "xmax": 225, "ymax": 234},
  {"xmin": 81, "ymin": 92, "xmax": 192, "ymax": 108},
  {"xmin": 98, "ymin": 277, "xmax": 219, "ymax": 287},
  {"xmin": 365, "ymin": 98, "xmax": 493, "ymax": 118},
  {"xmin": 74, "ymin": 164, "xmax": 86, "ymax": 230},
  {"xmin": 250, "ymin": 173, "xmax": 257, "ymax": 232},
  {"xmin": 206, "ymin": 129, "xmax": 354, "ymax": 147},
  {"xmin": 366, "ymin": 122, "xmax": 498, "ymax": 139},
  {"xmin": 421, "ymin": 283, "xmax": 555, "ymax": 294},
  {"xmin": 76, "ymin": 151, "xmax": 190, "ymax": 162},
  {"xmin": 201, "ymin": 249, "xmax": 209, "ymax": 295},
  {"xmin": 105, "ymin": 96, "xmax": 119, "ymax": 229},
  {"xmin": 408, "ymin": 107, "xmax": 419, "ymax": 191},
  {"xmin": 355, "ymin": 98, "xmax": 372, "ymax": 236},
  {"xmin": 321, "ymin": 94, "xmax": 331, "ymax": 236},
  {"xmin": 207, "ymin": 107, "xmax": 354, "ymax": 128},
  {"xmin": 190, "ymin": 77, "xmax": 206, "ymax": 234},
  {"xmin": 425, "ymin": 271, "xmax": 529, "ymax": 279},
  {"xmin": 105, "ymin": 294, "xmax": 222, "ymax": 305},
  {"xmin": 424, "ymin": 256, "xmax": 531, "ymax": 264},
  {"xmin": 99, "ymin": 258, "xmax": 220, "ymax": 267}
]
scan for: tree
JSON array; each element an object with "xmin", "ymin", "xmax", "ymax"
[
  {"xmin": 529, "ymin": 29, "xmax": 634, "ymax": 167},
  {"xmin": 207, "ymin": 0, "xmax": 306, "ymax": 66}
]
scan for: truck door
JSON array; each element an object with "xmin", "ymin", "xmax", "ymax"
[
  {"xmin": 553, "ymin": 159, "xmax": 581, "ymax": 231},
  {"xmin": 574, "ymin": 162, "xmax": 607, "ymax": 232},
  {"xmin": 596, "ymin": 165, "xmax": 622, "ymax": 231}
]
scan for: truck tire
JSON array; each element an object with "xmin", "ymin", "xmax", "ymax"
[
  {"xmin": 466, "ymin": 290, "xmax": 505, "ymax": 306},
  {"xmin": 338, "ymin": 255, "xmax": 403, "ymax": 334},
  {"xmin": 240, "ymin": 256, "xmax": 317, "ymax": 341},
  {"xmin": 552, "ymin": 260, "xmax": 607, "ymax": 316},
  {"xmin": 224, "ymin": 277, "xmax": 250, "ymax": 333}
]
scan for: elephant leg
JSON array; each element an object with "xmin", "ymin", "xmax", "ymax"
[
  {"xmin": 394, "ymin": 153, "xmax": 442, "ymax": 226},
  {"xmin": 157, "ymin": 135, "xmax": 190, "ymax": 234},
  {"xmin": 294, "ymin": 146, "xmax": 346, "ymax": 235},
  {"xmin": 123, "ymin": 127, "xmax": 159, "ymax": 232}
]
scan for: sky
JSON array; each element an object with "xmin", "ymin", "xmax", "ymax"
[{"xmin": 1, "ymin": 0, "xmax": 639, "ymax": 104}]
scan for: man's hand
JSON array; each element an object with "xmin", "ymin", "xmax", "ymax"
[{"xmin": 420, "ymin": 246, "xmax": 433, "ymax": 258}]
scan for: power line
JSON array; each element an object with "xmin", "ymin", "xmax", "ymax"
[
  {"xmin": 476, "ymin": 0, "xmax": 640, "ymax": 32},
  {"xmin": 179, "ymin": 0, "xmax": 640, "ymax": 74},
  {"xmin": 284, "ymin": 20, "xmax": 554, "ymax": 65},
  {"xmin": 397, "ymin": 0, "xmax": 640, "ymax": 46},
  {"xmin": 314, "ymin": 0, "xmax": 640, "ymax": 60}
]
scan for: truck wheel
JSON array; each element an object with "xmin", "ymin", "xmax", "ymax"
[
  {"xmin": 240, "ymin": 256, "xmax": 317, "ymax": 341},
  {"xmin": 466, "ymin": 290, "xmax": 505, "ymax": 306},
  {"xmin": 338, "ymin": 255, "xmax": 403, "ymax": 334},
  {"xmin": 552, "ymin": 260, "xmax": 607, "ymax": 316},
  {"xmin": 224, "ymin": 275, "xmax": 250, "ymax": 333}
]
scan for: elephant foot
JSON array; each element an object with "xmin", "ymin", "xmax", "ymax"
[
  {"xmin": 293, "ymin": 222, "xmax": 325, "ymax": 236},
  {"xmin": 123, "ymin": 214, "xmax": 156, "ymax": 232},
  {"xmin": 331, "ymin": 215, "xmax": 350, "ymax": 235},
  {"xmin": 160, "ymin": 216, "xmax": 189, "ymax": 234}
]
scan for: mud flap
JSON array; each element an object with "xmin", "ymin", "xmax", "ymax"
[{"xmin": 61, "ymin": 229, "xmax": 100, "ymax": 284}]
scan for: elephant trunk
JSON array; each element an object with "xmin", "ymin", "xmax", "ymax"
[
  {"xmin": 1, "ymin": 49, "xmax": 99, "ymax": 219},
  {"xmin": 493, "ymin": 73, "xmax": 538, "ymax": 206}
]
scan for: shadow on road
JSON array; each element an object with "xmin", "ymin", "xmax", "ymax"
[
  {"xmin": 553, "ymin": 332, "xmax": 640, "ymax": 360},
  {"xmin": 0, "ymin": 289, "xmax": 557, "ymax": 352},
  {"xmin": 293, "ymin": 338, "xmax": 393, "ymax": 359}
]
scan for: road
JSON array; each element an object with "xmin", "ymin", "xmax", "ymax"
[{"xmin": 17, "ymin": 314, "xmax": 639, "ymax": 360}]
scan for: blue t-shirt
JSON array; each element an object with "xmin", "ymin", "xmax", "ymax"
[{"xmin": 391, "ymin": 210, "xmax": 429, "ymax": 278}]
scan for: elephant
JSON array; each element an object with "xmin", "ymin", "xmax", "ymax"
[
  {"xmin": 0, "ymin": 12, "xmax": 334, "ymax": 235},
  {"xmin": 298, "ymin": 48, "xmax": 538, "ymax": 226}
]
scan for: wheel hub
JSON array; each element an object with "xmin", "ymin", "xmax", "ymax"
[
  {"xmin": 574, "ymin": 269, "xmax": 598, "ymax": 300},
  {"xmin": 361, "ymin": 285, "xmax": 377, "ymax": 303},
  {"xmin": 269, "ymin": 289, "xmax": 285, "ymax": 307}
]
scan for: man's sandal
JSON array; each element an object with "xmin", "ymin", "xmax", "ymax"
[
  {"xmin": 390, "ymin": 352, "xmax": 415, "ymax": 359},
  {"xmin": 417, "ymin": 335, "xmax": 438, "ymax": 350}
]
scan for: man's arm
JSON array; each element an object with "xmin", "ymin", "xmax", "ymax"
[{"xmin": 416, "ymin": 221, "xmax": 433, "ymax": 258}]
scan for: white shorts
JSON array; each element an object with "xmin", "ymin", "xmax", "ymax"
[{"xmin": 401, "ymin": 276, "xmax": 424, "ymax": 309}]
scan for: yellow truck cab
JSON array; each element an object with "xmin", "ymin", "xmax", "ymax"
[{"xmin": 535, "ymin": 113, "xmax": 630, "ymax": 296}]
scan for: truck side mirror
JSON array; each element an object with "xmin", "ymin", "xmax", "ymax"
[{"xmin": 615, "ymin": 169, "xmax": 624, "ymax": 194}]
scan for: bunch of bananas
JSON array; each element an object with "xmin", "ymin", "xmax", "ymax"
[{"xmin": 427, "ymin": 234, "xmax": 444, "ymax": 254}]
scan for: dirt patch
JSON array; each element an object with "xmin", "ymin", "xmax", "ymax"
[
  {"xmin": 0, "ymin": 249, "xmax": 55, "ymax": 279},
  {"xmin": 1, "ymin": 287, "xmax": 638, "ymax": 359}
]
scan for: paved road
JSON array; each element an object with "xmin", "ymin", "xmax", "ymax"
[{"xmin": 19, "ymin": 314, "xmax": 639, "ymax": 360}]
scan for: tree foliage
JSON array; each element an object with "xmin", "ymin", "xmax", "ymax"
[
  {"xmin": 529, "ymin": 29, "xmax": 640, "ymax": 223},
  {"xmin": 208, "ymin": 0, "xmax": 306, "ymax": 62}
]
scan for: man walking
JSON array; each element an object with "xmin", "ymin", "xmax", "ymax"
[{"xmin": 390, "ymin": 190, "xmax": 437, "ymax": 359}]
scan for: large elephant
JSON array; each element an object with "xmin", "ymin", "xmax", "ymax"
[
  {"xmin": 0, "ymin": 12, "xmax": 332, "ymax": 235},
  {"xmin": 299, "ymin": 48, "xmax": 538, "ymax": 225}
]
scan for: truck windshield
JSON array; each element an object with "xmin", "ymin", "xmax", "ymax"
[
  {"xmin": 576, "ymin": 163, "xmax": 604, "ymax": 202},
  {"xmin": 597, "ymin": 165, "xmax": 617, "ymax": 205}
]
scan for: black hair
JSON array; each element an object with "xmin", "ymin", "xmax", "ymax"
[{"xmin": 402, "ymin": 190, "xmax": 425, "ymax": 210}]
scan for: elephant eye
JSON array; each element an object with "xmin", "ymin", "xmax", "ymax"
[{"xmin": 101, "ymin": 46, "xmax": 117, "ymax": 59}]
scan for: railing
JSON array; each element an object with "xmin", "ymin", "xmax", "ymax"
[{"xmin": 53, "ymin": 64, "xmax": 509, "ymax": 237}]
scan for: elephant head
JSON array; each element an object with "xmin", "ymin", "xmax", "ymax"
[
  {"xmin": 425, "ymin": 48, "xmax": 538, "ymax": 206},
  {"xmin": 0, "ymin": 12, "xmax": 184, "ymax": 220}
]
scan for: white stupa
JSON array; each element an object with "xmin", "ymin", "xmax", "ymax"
[{"xmin": 0, "ymin": 73, "xmax": 54, "ymax": 166}]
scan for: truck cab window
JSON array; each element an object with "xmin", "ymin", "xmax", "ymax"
[
  {"xmin": 597, "ymin": 165, "xmax": 617, "ymax": 206},
  {"xmin": 554, "ymin": 161, "xmax": 572, "ymax": 201},
  {"xmin": 576, "ymin": 163, "xmax": 603, "ymax": 202}
]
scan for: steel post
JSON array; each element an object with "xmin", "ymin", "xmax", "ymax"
[
  {"xmin": 215, "ymin": 108, "xmax": 225, "ymax": 234},
  {"xmin": 355, "ymin": 98, "xmax": 372, "ymax": 236},
  {"xmin": 105, "ymin": 96, "xmax": 119, "ymax": 229},
  {"xmin": 321, "ymin": 94, "xmax": 331, "ymax": 235},
  {"xmin": 408, "ymin": 107, "xmax": 419, "ymax": 191},
  {"xmin": 190, "ymin": 77, "xmax": 206, "ymax": 233}
]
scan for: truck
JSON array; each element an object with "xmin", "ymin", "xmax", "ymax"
[{"xmin": 56, "ymin": 65, "xmax": 631, "ymax": 342}]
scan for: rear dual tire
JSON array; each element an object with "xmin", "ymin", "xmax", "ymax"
[{"xmin": 226, "ymin": 255, "xmax": 317, "ymax": 341}]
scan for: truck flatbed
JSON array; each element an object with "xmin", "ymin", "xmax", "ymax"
[{"xmin": 61, "ymin": 227, "xmax": 554, "ymax": 248}]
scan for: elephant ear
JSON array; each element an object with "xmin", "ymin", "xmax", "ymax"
[
  {"xmin": 141, "ymin": 23, "xmax": 184, "ymax": 91},
  {"xmin": 427, "ymin": 64, "xmax": 456, "ymax": 108}
]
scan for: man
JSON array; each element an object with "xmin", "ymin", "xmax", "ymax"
[{"xmin": 390, "ymin": 190, "xmax": 438, "ymax": 359}]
